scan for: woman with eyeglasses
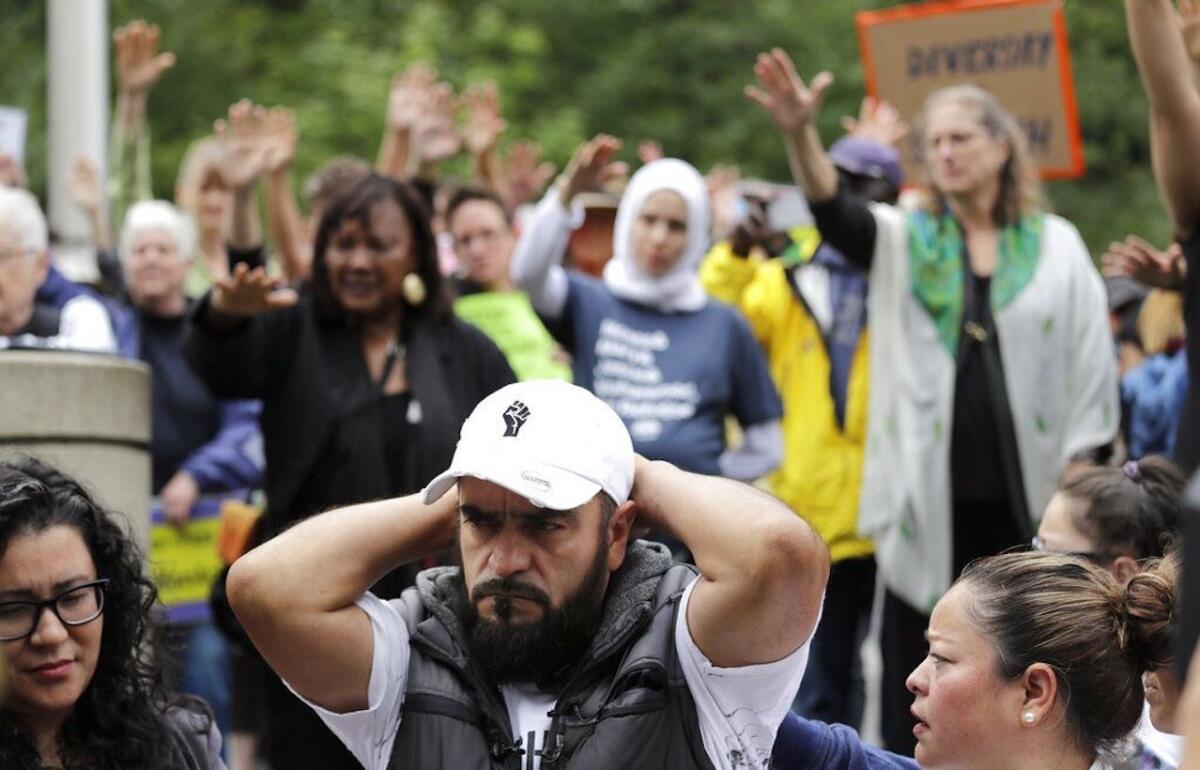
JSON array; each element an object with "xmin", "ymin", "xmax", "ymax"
[
  {"xmin": 0, "ymin": 456, "xmax": 224, "ymax": 769},
  {"xmin": 1036, "ymin": 456, "xmax": 1185, "ymax": 583},
  {"xmin": 1035, "ymin": 456, "xmax": 1186, "ymax": 769}
]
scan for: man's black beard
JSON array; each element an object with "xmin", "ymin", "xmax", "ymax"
[{"xmin": 455, "ymin": 538, "xmax": 610, "ymax": 691}]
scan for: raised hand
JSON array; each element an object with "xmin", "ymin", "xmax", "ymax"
[
  {"xmin": 1102, "ymin": 234, "xmax": 1187, "ymax": 290},
  {"xmin": 460, "ymin": 81, "xmax": 507, "ymax": 157},
  {"xmin": 387, "ymin": 62, "xmax": 438, "ymax": 134},
  {"xmin": 113, "ymin": 20, "xmax": 175, "ymax": 95},
  {"xmin": 706, "ymin": 164, "xmax": 742, "ymax": 239},
  {"xmin": 558, "ymin": 134, "xmax": 628, "ymax": 207},
  {"xmin": 211, "ymin": 263, "xmax": 300, "ymax": 317},
  {"xmin": 261, "ymin": 106, "xmax": 299, "ymax": 176},
  {"xmin": 840, "ymin": 95, "xmax": 909, "ymax": 147},
  {"xmin": 214, "ymin": 99, "xmax": 271, "ymax": 191},
  {"xmin": 67, "ymin": 156, "xmax": 103, "ymax": 216},
  {"xmin": 638, "ymin": 140, "xmax": 664, "ymax": 165},
  {"xmin": 411, "ymin": 81, "xmax": 462, "ymax": 166},
  {"xmin": 503, "ymin": 140, "xmax": 557, "ymax": 209},
  {"xmin": 745, "ymin": 48, "xmax": 833, "ymax": 135}
]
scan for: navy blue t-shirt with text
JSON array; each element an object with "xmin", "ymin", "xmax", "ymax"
[{"xmin": 547, "ymin": 273, "xmax": 782, "ymax": 475}]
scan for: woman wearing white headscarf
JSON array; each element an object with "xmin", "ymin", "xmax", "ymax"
[{"xmin": 511, "ymin": 134, "xmax": 783, "ymax": 480}]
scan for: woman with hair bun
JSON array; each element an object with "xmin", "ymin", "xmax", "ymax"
[
  {"xmin": 1036, "ymin": 456, "xmax": 1185, "ymax": 583},
  {"xmin": 0, "ymin": 456, "xmax": 224, "ymax": 769},
  {"xmin": 772, "ymin": 551, "xmax": 1178, "ymax": 769},
  {"xmin": 1036, "ymin": 458, "xmax": 1186, "ymax": 768},
  {"xmin": 1117, "ymin": 555, "xmax": 1184, "ymax": 768}
]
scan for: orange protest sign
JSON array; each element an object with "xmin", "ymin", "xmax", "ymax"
[{"xmin": 856, "ymin": 0, "xmax": 1084, "ymax": 180}]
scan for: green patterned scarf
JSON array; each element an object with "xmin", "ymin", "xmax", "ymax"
[{"xmin": 907, "ymin": 210, "xmax": 1044, "ymax": 354}]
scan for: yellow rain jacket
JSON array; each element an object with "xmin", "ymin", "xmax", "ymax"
[{"xmin": 701, "ymin": 231, "xmax": 873, "ymax": 564}]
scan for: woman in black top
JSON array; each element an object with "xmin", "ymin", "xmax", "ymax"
[
  {"xmin": 186, "ymin": 173, "xmax": 514, "ymax": 770},
  {"xmin": 747, "ymin": 49, "xmax": 1117, "ymax": 754}
]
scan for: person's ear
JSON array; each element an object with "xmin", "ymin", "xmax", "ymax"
[
  {"xmin": 606, "ymin": 500, "xmax": 638, "ymax": 571},
  {"xmin": 1018, "ymin": 662, "xmax": 1059, "ymax": 728},
  {"xmin": 995, "ymin": 137, "xmax": 1013, "ymax": 170},
  {"xmin": 1112, "ymin": 555, "xmax": 1140, "ymax": 585}
]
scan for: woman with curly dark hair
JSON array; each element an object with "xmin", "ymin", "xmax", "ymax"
[{"xmin": 0, "ymin": 456, "xmax": 223, "ymax": 769}]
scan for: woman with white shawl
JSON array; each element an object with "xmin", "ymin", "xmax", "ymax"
[
  {"xmin": 747, "ymin": 50, "xmax": 1118, "ymax": 753},
  {"xmin": 510, "ymin": 134, "xmax": 784, "ymax": 482}
]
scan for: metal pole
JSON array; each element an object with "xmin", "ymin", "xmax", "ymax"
[{"xmin": 47, "ymin": 0, "xmax": 107, "ymax": 283}]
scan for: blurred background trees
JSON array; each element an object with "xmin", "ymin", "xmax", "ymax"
[{"xmin": 0, "ymin": 0, "xmax": 1171, "ymax": 252}]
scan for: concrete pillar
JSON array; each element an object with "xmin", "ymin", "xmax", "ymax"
[
  {"xmin": 0, "ymin": 351, "xmax": 151, "ymax": 548},
  {"xmin": 47, "ymin": 0, "xmax": 107, "ymax": 283}
]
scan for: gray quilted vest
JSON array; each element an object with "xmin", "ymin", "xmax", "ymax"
[{"xmin": 386, "ymin": 541, "xmax": 717, "ymax": 770}]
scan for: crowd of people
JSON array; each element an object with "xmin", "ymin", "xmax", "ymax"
[{"xmin": 1, "ymin": 2, "xmax": 1200, "ymax": 768}]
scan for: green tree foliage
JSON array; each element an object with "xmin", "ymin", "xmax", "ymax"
[{"xmin": 0, "ymin": 0, "xmax": 1174, "ymax": 251}]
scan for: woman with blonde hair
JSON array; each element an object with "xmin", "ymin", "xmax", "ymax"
[
  {"xmin": 1122, "ymin": 287, "xmax": 1188, "ymax": 458},
  {"xmin": 748, "ymin": 49, "xmax": 1117, "ymax": 753}
]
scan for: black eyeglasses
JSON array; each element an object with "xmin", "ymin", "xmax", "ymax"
[
  {"xmin": 0, "ymin": 579, "xmax": 110, "ymax": 641},
  {"xmin": 1030, "ymin": 537, "xmax": 1119, "ymax": 565}
]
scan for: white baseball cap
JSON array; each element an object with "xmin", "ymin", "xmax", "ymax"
[{"xmin": 422, "ymin": 380, "xmax": 634, "ymax": 511}]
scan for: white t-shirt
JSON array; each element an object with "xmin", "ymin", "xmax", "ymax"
[{"xmin": 293, "ymin": 576, "xmax": 810, "ymax": 770}]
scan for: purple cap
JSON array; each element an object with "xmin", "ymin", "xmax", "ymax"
[{"xmin": 828, "ymin": 136, "xmax": 904, "ymax": 189}]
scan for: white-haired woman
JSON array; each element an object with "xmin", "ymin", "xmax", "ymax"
[
  {"xmin": 747, "ymin": 49, "xmax": 1118, "ymax": 753},
  {"xmin": 109, "ymin": 199, "xmax": 264, "ymax": 745},
  {"xmin": 510, "ymin": 136, "xmax": 784, "ymax": 484},
  {"xmin": 0, "ymin": 187, "xmax": 115, "ymax": 352}
]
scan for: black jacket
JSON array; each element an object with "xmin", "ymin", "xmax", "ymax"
[
  {"xmin": 185, "ymin": 291, "xmax": 515, "ymax": 542},
  {"xmin": 389, "ymin": 543, "xmax": 714, "ymax": 770}
]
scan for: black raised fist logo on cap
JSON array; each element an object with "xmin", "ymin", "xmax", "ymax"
[{"xmin": 502, "ymin": 400, "xmax": 531, "ymax": 437}]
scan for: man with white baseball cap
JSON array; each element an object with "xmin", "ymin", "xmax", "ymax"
[{"xmin": 228, "ymin": 380, "xmax": 828, "ymax": 770}]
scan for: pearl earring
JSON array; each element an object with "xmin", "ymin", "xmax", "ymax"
[
  {"xmin": 1022, "ymin": 711, "xmax": 1036, "ymax": 725},
  {"xmin": 402, "ymin": 273, "xmax": 427, "ymax": 306}
]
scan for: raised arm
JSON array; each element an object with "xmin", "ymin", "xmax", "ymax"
[
  {"xmin": 68, "ymin": 156, "xmax": 112, "ymax": 250},
  {"xmin": 502, "ymin": 140, "xmax": 557, "ymax": 212},
  {"xmin": 226, "ymin": 491, "xmax": 460, "ymax": 713},
  {"xmin": 509, "ymin": 134, "xmax": 627, "ymax": 319},
  {"xmin": 376, "ymin": 63, "xmax": 436, "ymax": 179},
  {"xmin": 259, "ymin": 107, "xmax": 311, "ymax": 282},
  {"xmin": 108, "ymin": 20, "xmax": 174, "ymax": 232},
  {"xmin": 745, "ymin": 48, "xmax": 838, "ymax": 204},
  {"xmin": 408, "ymin": 80, "xmax": 461, "ymax": 182},
  {"xmin": 632, "ymin": 457, "xmax": 829, "ymax": 667},
  {"xmin": 185, "ymin": 263, "xmax": 299, "ymax": 398},
  {"xmin": 746, "ymin": 49, "xmax": 878, "ymax": 268},
  {"xmin": 1126, "ymin": 0, "xmax": 1200, "ymax": 236},
  {"xmin": 214, "ymin": 100, "xmax": 268, "ymax": 252},
  {"xmin": 460, "ymin": 81, "xmax": 509, "ymax": 197}
]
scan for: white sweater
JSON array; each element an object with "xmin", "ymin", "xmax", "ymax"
[{"xmin": 858, "ymin": 204, "xmax": 1118, "ymax": 611}]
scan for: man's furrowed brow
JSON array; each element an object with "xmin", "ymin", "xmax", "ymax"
[
  {"xmin": 459, "ymin": 504, "xmax": 497, "ymax": 520},
  {"xmin": 519, "ymin": 508, "xmax": 578, "ymax": 522}
]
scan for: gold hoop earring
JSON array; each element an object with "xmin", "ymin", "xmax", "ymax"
[{"xmin": 402, "ymin": 272, "xmax": 427, "ymax": 306}]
